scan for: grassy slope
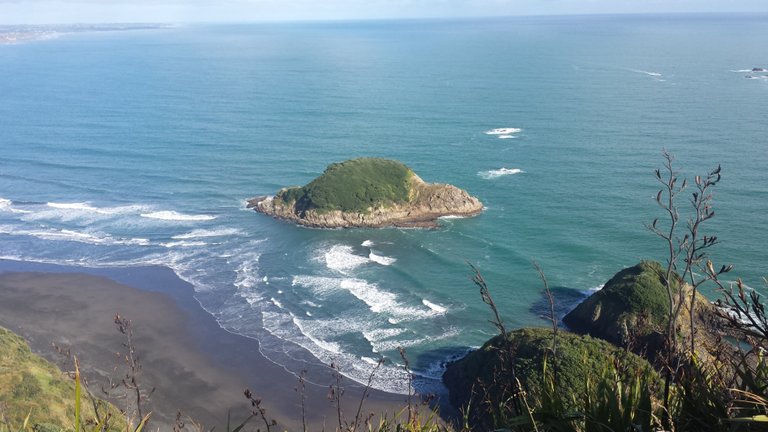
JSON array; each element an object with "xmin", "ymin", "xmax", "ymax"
[
  {"xmin": 0, "ymin": 327, "xmax": 124, "ymax": 431},
  {"xmin": 276, "ymin": 158, "xmax": 414, "ymax": 214}
]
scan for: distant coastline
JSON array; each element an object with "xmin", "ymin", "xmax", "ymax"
[{"xmin": 0, "ymin": 23, "xmax": 174, "ymax": 44}]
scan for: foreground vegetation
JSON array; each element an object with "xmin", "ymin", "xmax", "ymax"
[{"xmin": 0, "ymin": 327, "xmax": 125, "ymax": 432}]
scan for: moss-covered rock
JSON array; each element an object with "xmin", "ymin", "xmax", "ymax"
[
  {"xmin": 443, "ymin": 328, "xmax": 658, "ymax": 428},
  {"xmin": 562, "ymin": 261, "xmax": 675, "ymax": 355},
  {"xmin": 443, "ymin": 328, "xmax": 657, "ymax": 405},
  {"xmin": 562, "ymin": 260, "xmax": 724, "ymax": 366}
]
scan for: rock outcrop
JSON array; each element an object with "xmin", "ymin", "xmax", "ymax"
[
  {"xmin": 562, "ymin": 260, "xmax": 722, "ymax": 363},
  {"xmin": 442, "ymin": 327, "xmax": 657, "ymax": 429},
  {"xmin": 248, "ymin": 159, "xmax": 483, "ymax": 228}
]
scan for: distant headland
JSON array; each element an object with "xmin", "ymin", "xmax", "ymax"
[
  {"xmin": 0, "ymin": 24, "xmax": 173, "ymax": 45},
  {"xmin": 248, "ymin": 158, "xmax": 483, "ymax": 228}
]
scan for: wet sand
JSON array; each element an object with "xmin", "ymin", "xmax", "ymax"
[{"xmin": 0, "ymin": 260, "xmax": 407, "ymax": 431}]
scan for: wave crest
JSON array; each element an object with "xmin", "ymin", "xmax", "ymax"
[
  {"xmin": 478, "ymin": 168, "xmax": 523, "ymax": 179},
  {"xmin": 140, "ymin": 211, "xmax": 216, "ymax": 221},
  {"xmin": 485, "ymin": 127, "xmax": 522, "ymax": 135}
]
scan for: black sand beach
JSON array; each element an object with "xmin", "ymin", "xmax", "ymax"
[{"xmin": 0, "ymin": 260, "xmax": 406, "ymax": 431}]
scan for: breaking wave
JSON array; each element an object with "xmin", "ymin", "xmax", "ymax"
[
  {"xmin": 140, "ymin": 211, "xmax": 217, "ymax": 221},
  {"xmin": 485, "ymin": 127, "xmax": 522, "ymax": 135},
  {"xmin": 478, "ymin": 168, "xmax": 523, "ymax": 179}
]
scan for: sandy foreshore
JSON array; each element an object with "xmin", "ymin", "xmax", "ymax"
[{"xmin": 0, "ymin": 260, "xmax": 407, "ymax": 431}]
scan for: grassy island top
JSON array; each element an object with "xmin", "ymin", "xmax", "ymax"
[{"xmin": 275, "ymin": 158, "xmax": 415, "ymax": 214}]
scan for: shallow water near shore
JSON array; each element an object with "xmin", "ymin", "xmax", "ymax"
[{"xmin": 1, "ymin": 14, "xmax": 767, "ymax": 395}]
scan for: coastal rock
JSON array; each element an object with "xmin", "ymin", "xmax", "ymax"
[
  {"xmin": 562, "ymin": 260, "xmax": 721, "ymax": 363},
  {"xmin": 248, "ymin": 158, "xmax": 483, "ymax": 228},
  {"xmin": 442, "ymin": 328, "xmax": 657, "ymax": 429}
]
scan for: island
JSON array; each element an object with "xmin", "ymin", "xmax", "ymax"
[{"xmin": 247, "ymin": 158, "xmax": 483, "ymax": 228}]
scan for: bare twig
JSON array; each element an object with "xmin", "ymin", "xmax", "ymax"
[
  {"xmin": 534, "ymin": 260, "xmax": 558, "ymax": 383},
  {"xmin": 244, "ymin": 389, "xmax": 274, "ymax": 432}
]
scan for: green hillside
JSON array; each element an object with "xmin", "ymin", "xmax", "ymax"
[{"xmin": 0, "ymin": 327, "xmax": 124, "ymax": 431}]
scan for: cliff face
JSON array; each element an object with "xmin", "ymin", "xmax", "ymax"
[{"xmin": 248, "ymin": 172, "xmax": 483, "ymax": 228}]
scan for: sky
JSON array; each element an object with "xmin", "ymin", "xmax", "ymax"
[{"xmin": 1, "ymin": 0, "xmax": 767, "ymax": 25}]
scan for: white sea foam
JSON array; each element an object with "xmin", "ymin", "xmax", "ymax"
[
  {"xmin": 292, "ymin": 275, "xmax": 342, "ymax": 297},
  {"xmin": 0, "ymin": 225, "xmax": 149, "ymax": 246},
  {"xmin": 580, "ymin": 284, "xmax": 604, "ymax": 296},
  {"xmin": 339, "ymin": 279, "xmax": 398, "ymax": 314},
  {"xmin": 261, "ymin": 311, "xmax": 411, "ymax": 393},
  {"xmin": 485, "ymin": 127, "xmax": 522, "ymax": 135},
  {"xmin": 140, "ymin": 211, "xmax": 216, "ymax": 221},
  {"xmin": 161, "ymin": 240, "xmax": 207, "ymax": 248},
  {"xmin": 322, "ymin": 244, "xmax": 370, "ymax": 273},
  {"xmin": 0, "ymin": 198, "xmax": 30, "ymax": 214},
  {"xmin": 172, "ymin": 228, "xmax": 241, "ymax": 239},
  {"xmin": 498, "ymin": 135, "xmax": 517, "ymax": 139},
  {"xmin": 46, "ymin": 201, "xmax": 147, "ymax": 216},
  {"xmin": 291, "ymin": 317, "xmax": 343, "ymax": 354},
  {"xmin": 293, "ymin": 275, "xmax": 438, "ymax": 321},
  {"xmin": 369, "ymin": 327, "xmax": 460, "ymax": 353},
  {"xmin": 422, "ymin": 299, "xmax": 448, "ymax": 314},
  {"xmin": 478, "ymin": 168, "xmax": 523, "ymax": 179},
  {"xmin": 363, "ymin": 328, "xmax": 409, "ymax": 353},
  {"xmin": 239, "ymin": 289, "xmax": 264, "ymax": 306},
  {"xmin": 369, "ymin": 251, "xmax": 396, "ymax": 266},
  {"xmin": 18, "ymin": 202, "xmax": 145, "ymax": 222},
  {"xmin": 340, "ymin": 279, "xmax": 439, "ymax": 321},
  {"xmin": 234, "ymin": 255, "xmax": 261, "ymax": 290},
  {"xmin": 48, "ymin": 202, "xmax": 103, "ymax": 212},
  {"xmin": 361, "ymin": 240, "xmax": 375, "ymax": 247},
  {"xmin": 629, "ymin": 68, "xmax": 663, "ymax": 78},
  {"xmin": 363, "ymin": 327, "xmax": 408, "ymax": 342}
]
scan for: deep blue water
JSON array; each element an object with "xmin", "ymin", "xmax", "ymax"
[{"xmin": 1, "ymin": 15, "xmax": 767, "ymax": 394}]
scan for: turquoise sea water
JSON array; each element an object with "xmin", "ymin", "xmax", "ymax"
[{"xmin": 1, "ymin": 14, "xmax": 767, "ymax": 394}]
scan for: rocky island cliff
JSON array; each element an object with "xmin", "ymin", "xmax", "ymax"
[{"xmin": 248, "ymin": 158, "xmax": 483, "ymax": 228}]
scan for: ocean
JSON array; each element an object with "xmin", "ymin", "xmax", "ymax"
[{"xmin": 1, "ymin": 14, "xmax": 767, "ymax": 395}]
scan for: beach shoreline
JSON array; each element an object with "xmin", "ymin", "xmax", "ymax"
[{"xmin": 0, "ymin": 260, "xmax": 407, "ymax": 431}]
